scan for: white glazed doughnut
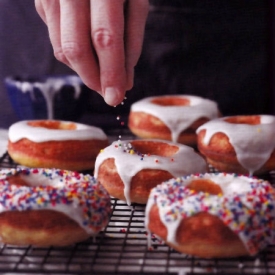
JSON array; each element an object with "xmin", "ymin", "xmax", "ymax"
[
  {"xmin": 128, "ymin": 95, "xmax": 219, "ymax": 146},
  {"xmin": 8, "ymin": 120, "xmax": 109, "ymax": 171},
  {"xmin": 94, "ymin": 139, "xmax": 207, "ymax": 205},
  {"xmin": 196, "ymin": 115, "xmax": 275, "ymax": 175},
  {"xmin": 0, "ymin": 168, "xmax": 111, "ymax": 246},
  {"xmin": 145, "ymin": 173, "xmax": 275, "ymax": 258}
]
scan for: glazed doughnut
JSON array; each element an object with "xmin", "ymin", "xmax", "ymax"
[
  {"xmin": 145, "ymin": 173, "xmax": 275, "ymax": 258},
  {"xmin": 8, "ymin": 120, "xmax": 109, "ymax": 171},
  {"xmin": 94, "ymin": 139, "xmax": 207, "ymax": 205},
  {"xmin": 128, "ymin": 95, "xmax": 219, "ymax": 146},
  {"xmin": 0, "ymin": 168, "xmax": 111, "ymax": 246},
  {"xmin": 196, "ymin": 115, "xmax": 275, "ymax": 175}
]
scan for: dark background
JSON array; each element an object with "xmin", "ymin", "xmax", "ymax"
[{"xmin": 0, "ymin": 0, "xmax": 273, "ymax": 131}]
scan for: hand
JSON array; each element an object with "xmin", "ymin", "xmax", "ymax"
[{"xmin": 35, "ymin": 0, "xmax": 149, "ymax": 106}]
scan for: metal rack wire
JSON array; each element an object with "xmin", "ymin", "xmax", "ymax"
[{"xmin": 0, "ymin": 151, "xmax": 274, "ymax": 274}]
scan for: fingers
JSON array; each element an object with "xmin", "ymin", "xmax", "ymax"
[
  {"xmin": 90, "ymin": 0, "xmax": 127, "ymax": 106},
  {"xmin": 59, "ymin": 0, "xmax": 101, "ymax": 92},
  {"xmin": 125, "ymin": 0, "xmax": 149, "ymax": 90},
  {"xmin": 35, "ymin": 0, "xmax": 149, "ymax": 106},
  {"xmin": 35, "ymin": 0, "xmax": 71, "ymax": 69},
  {"xmin": 90, "ymin": 0, "xmax": 149, "ymax": 105}
]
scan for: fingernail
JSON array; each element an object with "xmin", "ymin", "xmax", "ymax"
[{"xmin": 104, "ymin": 87, "xmax": 121, "ymax": 106}]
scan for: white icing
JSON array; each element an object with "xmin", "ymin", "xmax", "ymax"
[
  {"xmin": 20, "ymin": 173, "xmax": 64, "ymax": 188},
  {"xmin": 7, "ymin": 76, "xmax": 82, "ymax": 119},
  {"xmin": 196, "ymin": 115, "xmax": 275, "ymax": 175},
  {"xmin": 94, "ymin": 139, "xmax": 207, "ymax": 205},
  {"xmin": 130, "ymin": 95, "xmax": 219, "ymax": 142},
  {"xmin": 179, "ymin": 173, "xmax": 253, "ymax": 195},
  {"xmin": 0, "ymin": 129, "xmax": 8, "ymax": 156},
  {"xmin": 8, "ymin": 120, "xmax": 107, "ymax": 142}
]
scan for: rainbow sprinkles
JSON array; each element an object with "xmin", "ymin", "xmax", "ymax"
[
  {"xmin": 0, "ymin": 168, "xmax": 111, "ymax": 234},
  {"xmin": 145, "ymin": 173, "xmax": 275, "ymax": 256}
]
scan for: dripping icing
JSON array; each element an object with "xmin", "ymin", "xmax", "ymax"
[
  {"xmin": 131, "ymin": 95, "xmax": 219, "ymax": 142},
  {"xmin": 94, "ymin": 139, "xmax": 207, "ymax": 205},
  {"xmin": 196, "ymin": 115, "xmax": 275, "ymax": 175}
]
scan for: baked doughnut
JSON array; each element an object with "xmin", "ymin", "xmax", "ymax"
[
  {"xmin": 145, "ymin": 173, "xmax": 275, "ymax": 258},
  {"xmin": 0, "ymin": 168, "xmax": 111, "ymax": 246},
  {"xmin": 94, "ymin": 139, "xmax": 207, "ymax": 205},
  {"xmin": 128, "ymin": 95, "xmax": 219, "ymax": 146},
  {"xmin": 196, "ymin": 115, "xmax": 275, "ymax": 175},
  {"xmin": 8, "ymin": 120, "xmax": 109, "ymax": 171}
]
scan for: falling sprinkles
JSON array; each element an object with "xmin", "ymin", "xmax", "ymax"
[
  {"xmin": 116, "ymin": 114, "xmax": 125, "ymax": 126},
  {"xmin": 111, "ymin": 140, "xmax": 152, "ymax": 161},
  {"xmin": 145, "ymin": 173, "xmax": 275, "ymax": 256},
  {"xmin": 0, "ymin": 168, "xmax": 111, "ymax": 235}
]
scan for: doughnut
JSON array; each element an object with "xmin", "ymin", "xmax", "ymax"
[
  {"xmin": 8, "ymin": 120, "xmax": 109, "ymax": 171},
  {"xmin": 94, "ymin": 139, "xmax": 207, "ymax": 205},
  {"xmin": 128, "ymin": 95, "xmax": 219, "ymax": 146},
  {"xmin": 0, "ymin": 168, "xmax": 111, "ymax": 246},
  {"xmin": 196, "ymin": 115, "xmax": 275, "ymax": 175},
  {"xmin": 145, "ymin": 173, "xmax": 275, "ymax": 258}
]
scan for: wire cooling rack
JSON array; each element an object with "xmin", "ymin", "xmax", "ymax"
[{"xmin": 0, "ymin": 145, "xmax": 275, "ymax": 274}]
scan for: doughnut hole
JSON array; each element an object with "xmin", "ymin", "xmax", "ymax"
[
  {"xmin": 186, "ymin": 179, "xmax": 222, "ymax": 195},
  {"xmin": 28, "ymin": 120, "xmax": 76, "ymax": 130},
  {"xmin": 151, "ymin": 97, "xmax": 190, "ymax": 106},
  {"xmin": 224, "ymin": 115, "xmax": 261, "ymax": 125},
  {"xmin": 5, "ymin": 173, "xmax": 56, "ymax": 188},
  {"xmin": 130, "ymin": 140, "xmax": 179, "ymax": 157},
  {"xmin": 5, "ymin": 174, "xmax": 29, "ymax": 187}
]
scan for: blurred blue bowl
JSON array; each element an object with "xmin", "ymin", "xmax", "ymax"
[{"xmin": 5, "ymin": 75, "xmax": 89, "ymax": 121}]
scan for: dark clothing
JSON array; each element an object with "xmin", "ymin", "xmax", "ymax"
[{"xmin": 131, "ymin": 0, "xmax": 270, "ymax": 116}]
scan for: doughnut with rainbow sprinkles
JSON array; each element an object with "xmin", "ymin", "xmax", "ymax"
[
  {"xmin": 0, "ymin": 168, "xmax": 111, "ymax": 246},
  {"xmin": 145, "ymin": 173, "xmax": 275, "ymax": 258}
]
